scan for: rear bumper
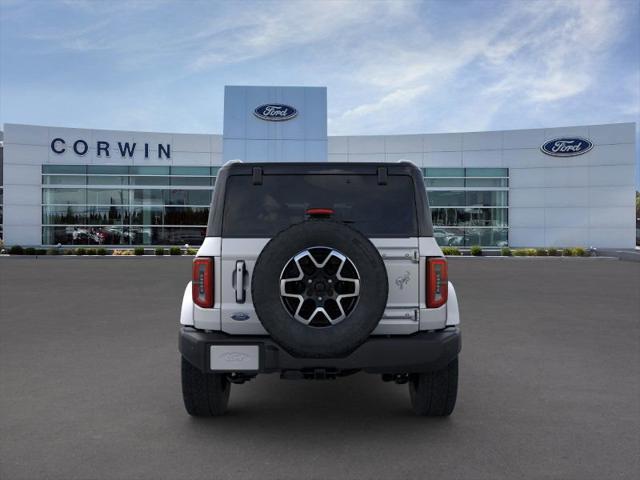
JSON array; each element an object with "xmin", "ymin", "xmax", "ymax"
[{"xmin": 179, "ymin": 327, "xmax": 461, "ymax": 374}]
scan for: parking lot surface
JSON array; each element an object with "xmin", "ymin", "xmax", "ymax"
[{"xmin": 1, "ymin": 256, "xmax": 639, "ymax": 480}]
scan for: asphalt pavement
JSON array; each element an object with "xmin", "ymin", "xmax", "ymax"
[{"xmin": 1, "ymin": 256, "xmax": 639, "ymax": 480}]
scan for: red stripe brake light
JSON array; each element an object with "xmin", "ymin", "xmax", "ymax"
[
  {"xmin": 192, "ymin": 258, "xmax": 214, "ymax": 308},
  {"xmin": 306, "ymin": 208, "xmax": 334, "ymax": 217},
  {"xmin": 427, "ymin": 257, "xmax": 448, "ymax": 308}
]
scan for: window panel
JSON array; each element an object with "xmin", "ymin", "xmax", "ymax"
[
  {"xmin": 465, "ymin": 168, "xmax": 508, "ymax": 178},
  {"xmin": 431, "ymin": 208, "xmax": 466, "ymax": 226},
  {"xmin": 465, "ymin": 178, "xmax": 508, "ymax": 187},
  {"xmin": 132, "ymin": 189, "xmax": 164, "ymax": 205},
  {"xmin": 43, "ymin": 226, "xmax": 81, "ymax": 245},
  {"xmin": 424, "ymin": 168, "xmax": 464, "ymax": 178},
  {"xmin": 187, "ymin": 190, "xmax": 212, "ymax": 205},
  {"xmin": 87, "ymin": 165, "xmax": 129, "ymax": 175},
  {"xmin": 425, "ymin": 178, "xmax": 465, "ymax": 188},
  {"xmin": 164, "ymin": 206, "xmax": 209, "ymax": 225},
  {"xmin": 43, "ymin": 188, "xmax": 87, "ymax": 204},
  {"xmin": 464, "ymin": 228, "xmax": 508, "ymax": 247},
  {"xmin": 434, "ymin": 227, "xmax": 466, "ymax": 247},
  {"xmin": 431, "ymin": 208, "xmax": 508, "ymax": 227},
  {"xmin": 43, "ymin": 226, "xmax": 131, "ymax": 245},
  {"xmin": 131, "ymin": 206, "xmax": 163, "ymax": 225},
  {"xmin": 87, "ymin": 175, "xmax": 129, "ymax": 186},
  {"xmin": 164, "ymin": 189, "xmax": 212, "ymax": 206},
  {"xmin": 87, "ymin": 189, "xmax": 130, "ymax": 205},
  {"xmin": 434, "ymin": 227, "xmax": 508, "ymax": 247},
  {"xmin": 42, "ymin": 165, "xmax": 86, "ymax": 174},
  {"xmin": 129, "ymin": 176, "xmax": 170, "ymax": 186},
  {"xmin": 465, "ymin": 190, "xmax": 508, "ymax": 207},
  {"xmin": 170, "ymin": 176, "xmax": 211, "ymax": 186},
  {"xmin": 130, "ymin": 166, "xmax": 170, "ymax": 175},
  {"xmin": 43, "ymin": 206, "xmax": 87, "ymax": 225},
  {"xmin": 130, "ymin": 226, "xmax": 156, "ymax": 245},
  {"xmin": 86, "ymin": 206, "xmax": 130, "ymax": 225},
  {"xmin": 85, "ymin": 226, "xmax": 130, "ymax": 245},
  {"xmin": 43, "ymin": 175, "xmax": 86, "ymax": 185},
  {"xmin": 153, "ymin": 227, "xmax": 206, "ymax": 245},
  {"xmin": 427, "ymin": 191, "xmax": 466, "ymax": 206},
  {"xmin": 171, "ymin": 166, "xmax": 210, "ymax": 176}
]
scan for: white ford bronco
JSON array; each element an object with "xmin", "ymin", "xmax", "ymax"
[{"xmin": 179, "ymin": 162, "xmax": 461, "ymax": 416}]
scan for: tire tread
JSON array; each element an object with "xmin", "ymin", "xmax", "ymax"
[
  {"xmin": 409, "ymin": 358, "xmax": 458, "ymax": 416},
  {"xmin": 181, "ymin": 357, "xmax": 230, "ymax": 417}
]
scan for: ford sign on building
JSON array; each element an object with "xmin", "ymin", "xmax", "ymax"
[
  {"xmin": 0, "ymin": 85, "xmax": 636, "ymax": 248},
  {"xmin": 254, "ymin": 104, "xmax": 298, "ymax": 121},
  {"xmin": 541, "ymin": 138, "xmax": 594, "ymax": 156}
]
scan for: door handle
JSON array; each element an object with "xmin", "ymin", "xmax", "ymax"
[{"xmin": 235, "ymin": 260, "xmax": 246, "ymax": 303}]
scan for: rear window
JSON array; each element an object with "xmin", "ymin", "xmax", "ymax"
[{"xmin": 222, "ymin": 174, "xmax": 418, "ymax": 237}]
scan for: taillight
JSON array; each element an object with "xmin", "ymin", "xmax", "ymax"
[
  {"xmin": 306, "ymin": 208, "xmax": 335, "ymax": 217},
  {"xmin": 427, "ymin": 257, "xmax": 448, "ymax": 308},
  {"xmin": 192, "ymin": 258, "xmax": 214, "ymax": 308}
]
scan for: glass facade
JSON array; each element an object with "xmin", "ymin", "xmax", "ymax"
[
  {"xmin": 424, "ymin": 168, "xmax": 509, "ymax": 247},
  {"xmin": 41, "ymin": 165, "xmax": 216, "ymax": 246},
  {"xmin": 41, "ymin": 164, "xmax": 509, "ymax": 247}
]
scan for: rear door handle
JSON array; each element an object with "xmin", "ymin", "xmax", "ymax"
[{"xmin": 235, "ymin": 260, "xmax": 246, "ymax": 303}]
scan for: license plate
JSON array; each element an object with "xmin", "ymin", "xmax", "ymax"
[{"xmin": 210, "ymin": 345, "xmax": 259, "ymax": 371}]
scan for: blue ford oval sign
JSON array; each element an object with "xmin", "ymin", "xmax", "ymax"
[
  {"xmin": 231, "ymin": 312, "xmax": 250, "ymax": 321},
  {"xmin": 254, "ymin": 104, "xmax": 297, "ymax": 121},
  {"xmin": 541, "ymin": 137, "xmax": 593, "ymax": 157}
]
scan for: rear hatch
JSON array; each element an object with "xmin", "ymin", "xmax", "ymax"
[{"xmin": 212, "ymin": 164, "xmax": 431, "ymax": 335}]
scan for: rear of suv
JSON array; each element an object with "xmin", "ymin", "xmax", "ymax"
[{"xmin": 179, "ymin": 161, "xmax": 461, "ymax": 416}]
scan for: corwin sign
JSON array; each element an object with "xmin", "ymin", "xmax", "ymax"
[
  {"xmin": 50, "ymin": 138, "xmax": 171, "ymax": 159},
  {"xmin": 540, "ymin": 137, "xmax": 593, "ymax": 157},
  {"xmin": 253, "ymin": 104, "xmax": 297, "ymax": 121}
]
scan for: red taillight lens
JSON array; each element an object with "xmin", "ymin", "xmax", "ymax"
[
  {"xmin": 427, "ymin": 257, "xmax": 448, "ymax": 308},
  {"xmin": 306, "ymin": 208, "xmax": 334, "ymax": 217},
  {"xmin": 192, "ymin": 258, "xmax": 214, "ymax": 308}
]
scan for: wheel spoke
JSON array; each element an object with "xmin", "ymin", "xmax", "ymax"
[{"xmin": 280, "ymin": 247, "xmax": 360, "ymax": 327}]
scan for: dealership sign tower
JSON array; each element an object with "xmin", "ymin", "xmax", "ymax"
[{"xmin": 223, "ymin": 86, "xmax": 327, "ymax": 163}]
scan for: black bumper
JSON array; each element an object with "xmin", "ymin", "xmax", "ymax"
[{"xmin": 179, "ymin": 327, "xmax": 461, "ymax": 374}]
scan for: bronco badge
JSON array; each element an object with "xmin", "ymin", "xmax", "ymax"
[{"xmin": 395, "ymin": 271, "xmax": 411, "ymax": 290}]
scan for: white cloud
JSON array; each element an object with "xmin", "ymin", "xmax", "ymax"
[
  {"xmin": 189, "ymin": 1, "xmax": 412, "ymax": 71},
  {"xmin": 2, "ymin": 0, "xmax": 637, "ymax": 138},
  {"xmin": 479, "ymin": 0, "xmax": 623, "ymax": 102},
  {"xmin": 341, "ymin": 85, "xmax": 429, "ymax": 117},
  {"xmin": 329, "ymin": 0, "xmax": 631, "ymax": 133}
]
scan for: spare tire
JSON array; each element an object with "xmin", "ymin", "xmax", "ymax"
[{"xmin": 252, "ymin": 220, "xmax": 388, "ymax": 358}]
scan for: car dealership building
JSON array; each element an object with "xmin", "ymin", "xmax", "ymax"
[{"xmin": 0, "ymin": 86, "xmax": 636, "ymax": 248}]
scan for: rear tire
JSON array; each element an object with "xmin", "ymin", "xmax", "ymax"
[
  {"xmin": 181, "ymin": 357, "xmax": 230, "ymax": 417},
  {"xmin": 409, "ymin": 358, "xmax": 458, "ymax": 416}
]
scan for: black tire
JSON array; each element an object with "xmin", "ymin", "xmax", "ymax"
[
  {"xmin": 409, "ymin": 358, "xmax": 458, "ymax": 416},
  {"xmin": 181, "ymin": 357, "xmax": 230, "ymax": 417},
  {"xmin": 252, "ymin": 219, "xmax": 388, "ymax": 358}
]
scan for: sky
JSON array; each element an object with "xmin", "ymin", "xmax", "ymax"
[{"xmin": 0, "ymin": 0, "xmax": 639, "ymax": 182}]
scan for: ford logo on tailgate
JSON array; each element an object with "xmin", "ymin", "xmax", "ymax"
[
  {"xmin": 541, "ymin": 137, "xmax": 593, "ymax": 157},
  {"xmin": 254, "ymin": 104, "xmax": 298, "ymax": 121}
]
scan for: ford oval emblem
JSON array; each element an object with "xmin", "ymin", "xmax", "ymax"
[
  {"xmin": 254, "ymin": 104, "xmax": 297, "ymax": 122},
  {"xmin": 540, "ymin": 137, "xmax": 593, "ymax": 157},
  {"xmin": 231, "ymin": 312, "xmax": 250, "ymax": 321}
]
